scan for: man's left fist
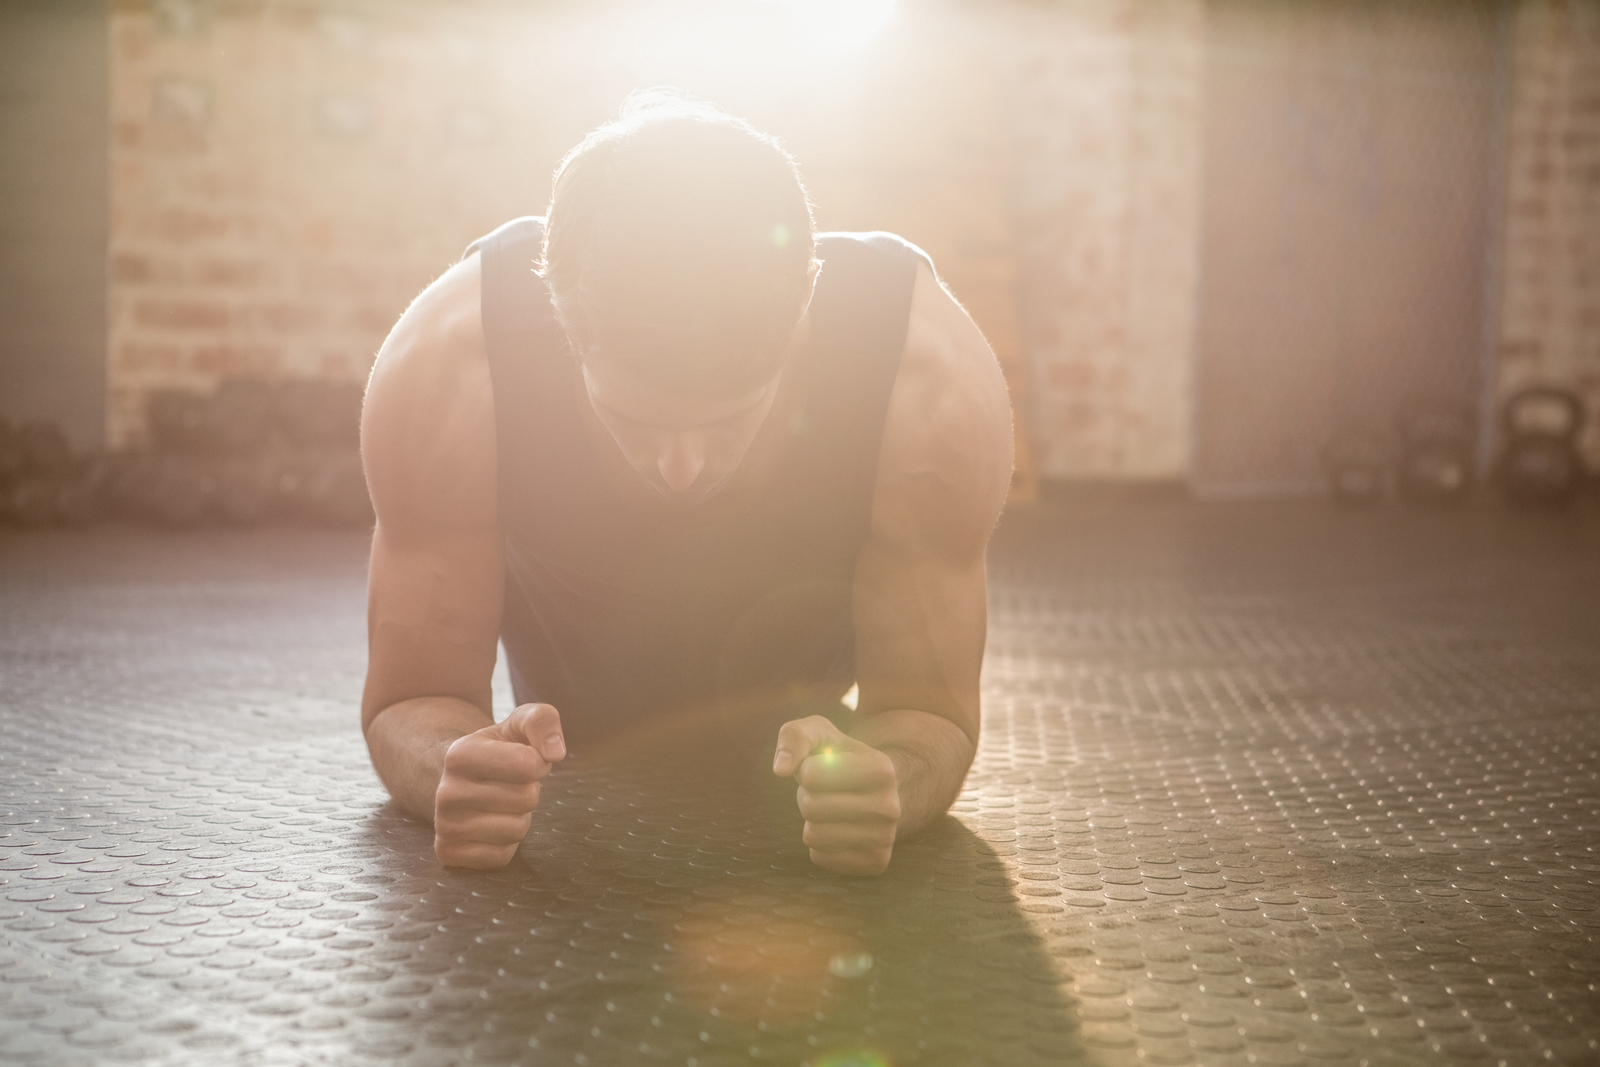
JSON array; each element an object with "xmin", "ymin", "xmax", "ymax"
[{"xmin": 772, "ymin": 715, "xmax": 902, "ymax": 876}]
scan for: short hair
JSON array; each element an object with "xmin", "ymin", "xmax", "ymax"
[{"xmin": 539, "ymin": 90, "xmax": 818, "ymax": 394}]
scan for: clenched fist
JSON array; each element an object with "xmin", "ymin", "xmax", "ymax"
[
  {"xmin": 434, "ymin": 703, "xmax": 565, "ymax": 868},
  {"xmin": 772, "ymin": 715, "xmax": 902, "ymax": 876}
]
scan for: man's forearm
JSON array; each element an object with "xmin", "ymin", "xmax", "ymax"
[
  {"xmin": 850, "ymin": 708, "xmax": 976, "ymax": 838},
  {"xmin": 364, "ymin": 696, "xmax": 494, "ymax": 823}
]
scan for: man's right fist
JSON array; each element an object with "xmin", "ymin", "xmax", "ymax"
[{"xmin": 434, "ymin": 703, "xmax": 565, "ymax": 868}]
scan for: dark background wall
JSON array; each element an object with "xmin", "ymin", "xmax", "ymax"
[{"xmin": 0, "ymin": 0, "xmax": 110, "ymax": 450}]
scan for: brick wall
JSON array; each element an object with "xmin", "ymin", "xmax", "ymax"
[
  {"xmin": 105, "ymin": 0, "xmax": 1032, "ymax": 451},
  {"xmin": 1004, "ymin": 0, "xmax": 1203, "ymax": 479},
  {"xmin": 105, "ymin": 0, "xmax": 1600, "ymax": 478},
  {"xmin": 108, "ymin": 0, "xmax": 577, "ymax": 445},
  {"xmin": 1497, "ymin": 0, "xmax": 1600, "ymax": 465},
  {"xmin": 105, "ymin": 0, "xmax": 1190, "ymax": 480}
]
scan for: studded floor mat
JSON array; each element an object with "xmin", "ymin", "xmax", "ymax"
[{"xmin": 2, "ymin": 496, "xmax": 1598, "ymax": 1066}]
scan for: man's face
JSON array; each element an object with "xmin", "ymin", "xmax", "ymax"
[{"xmin": 581, "ymin": 360, "xmax": 786, "ymax": 505}]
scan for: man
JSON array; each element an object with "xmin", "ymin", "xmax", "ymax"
[{"xmin": 360, "ymin": 95, "xmax": 1012, "ymax": 877}]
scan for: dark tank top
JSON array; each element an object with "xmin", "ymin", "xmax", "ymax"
[{"xmin": 468, "ymin": 217, "xmax": 924, "ymax": 747}]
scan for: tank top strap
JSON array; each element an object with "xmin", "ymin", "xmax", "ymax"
[{"xmin": 801, "ymin": 231, "xmax": 927, "ymax": 536}]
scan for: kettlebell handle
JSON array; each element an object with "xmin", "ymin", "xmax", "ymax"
[{"xmin": 1502, "ymin": 387, "xmax": 1585, "ymax": 439}]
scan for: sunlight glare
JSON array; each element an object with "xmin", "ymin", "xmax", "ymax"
[
  {"xmin": 763, "ymin": 0, "xmax": 898, "ymax": 54},
  {"xmin": 814, "ymin": 1050, "xmax": 890, "ymax": 1067},
  {"xmin": 621, "ymin": 0, "xmax": 898, "ymax": 75}
]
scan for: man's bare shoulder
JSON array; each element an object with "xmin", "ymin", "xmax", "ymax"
[
  {"xmin": 362, "ymin": 253, "xmax": 498, "ymax": 538},
  {"xmin": 873, "ymin": 261, "xmax": 1014, "ymax": 561}
]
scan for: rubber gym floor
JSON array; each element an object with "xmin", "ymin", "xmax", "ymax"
[{"xmin": 2, "ymin": 492, "xmax": 1598, "ymax": 1067}]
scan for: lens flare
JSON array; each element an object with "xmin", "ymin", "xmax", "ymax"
[
  {"xmin": 827, "ymin": 951, "xmax": 873, "ymax": 978},
  {"xmin": 813, "ymin": 1050, "xmax": 891, "ymax": 1067},
  {"xmin": 666, "ymin": 899, "xmax": 868, "ymax": 1023}
]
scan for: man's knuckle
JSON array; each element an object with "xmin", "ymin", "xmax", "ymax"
[
  {"xmin": 485, "ymin": 816, "xmax": 531, "ymax": 844},
  {"xmin": 435, "ymin": 788, "xmax": 470, "ymax": 815},
  {"xmin": 853, "ymin": 849, "xmax": 891, "ymax": 875},
  {"xmin": 442, "ymin": 843, "xmax": 514, "ymax": 870},
  {"xmin": 496, "ymin": 780, "xmax": 540, "ymax": 812},
  {"xmin": 809, "ymin": 847, "xmax": 888, "ymax": 876}
]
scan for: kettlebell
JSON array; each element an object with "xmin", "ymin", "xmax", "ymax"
[{"xmin": 1498, "ymin": 386, "xmax": 1586, "ymax": 507}]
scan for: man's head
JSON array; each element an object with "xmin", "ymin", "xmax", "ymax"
[{"xmin": 540, "ymin": 92, "xmax": 818, "ymax": 502}]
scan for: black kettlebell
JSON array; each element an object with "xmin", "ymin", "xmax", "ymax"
[
  {"xmin": 1398, "ymin": 406, "xmax": 1474, "ymax": 505},
  {"xmin": 1498, "ymin": 386, "xmax": 1586, "ymax": 507}
]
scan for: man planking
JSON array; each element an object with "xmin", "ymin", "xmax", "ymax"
[{"xmin": 359, "ymin": 94, "xmax": 1012, "ymax": 876}]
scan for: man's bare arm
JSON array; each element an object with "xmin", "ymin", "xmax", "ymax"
[
  {"xmin": 361, "ymin": 254, "xmax": 499, "ymax": 818},
  {"xmin": 775, "ymin": 261, "xmax": 1013, "ymax": 873},
  {"xmin": 361, "ymin": 254, "xmax": 565, "ymax": 866},
  {"xmin": 854, "ymin": 260, "xmax": 1012, "ymax": 827}
]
